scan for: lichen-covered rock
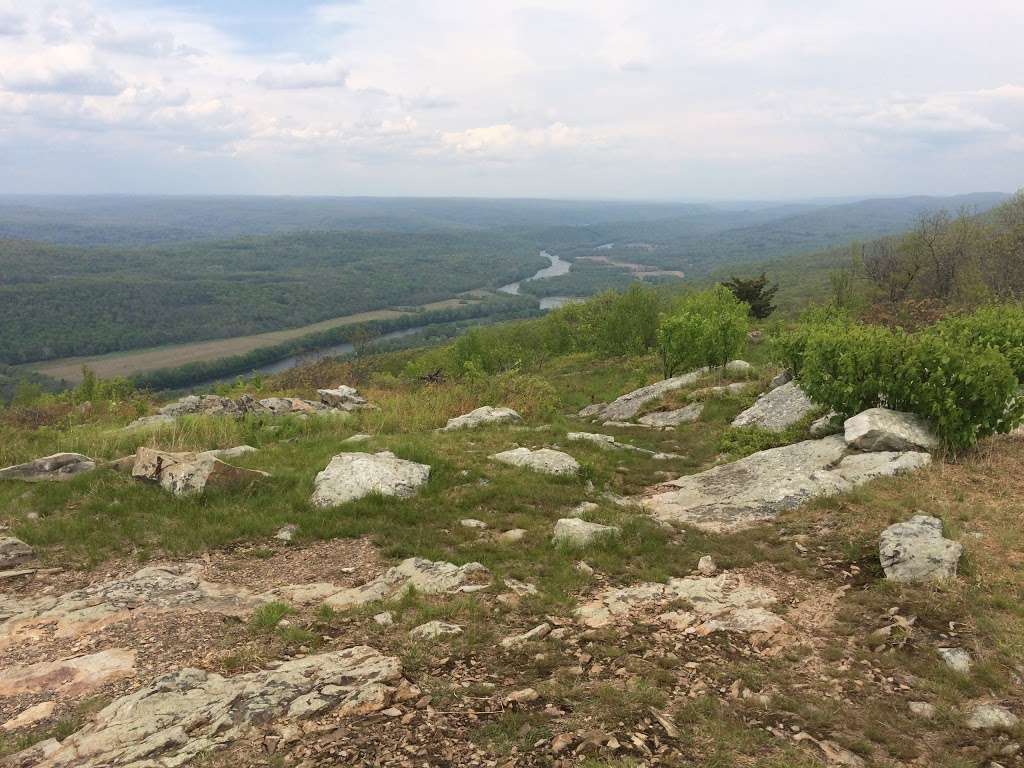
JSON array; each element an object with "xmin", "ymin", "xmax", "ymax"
[
  {"xmin": 965, "ymin": 703, "xmax": 1019, "ymax": 731},
  {"xmin": 0, "ymin": 537, "xmax": 34, "ymax": 570},
  {"xmin": 731, "ymin": 381, "xmax": 815, "ymax": 432},
  {"xmin": 879, "ymin": 515, "xmax": 962, "ymax": 583},
  {"xmin": 489, "ymin": 447, "xmax": 580, "ymax": 476},
  {"xmin": 645, "ymin": 436, "xmax": 931, "ymax": 532},
  {"xmin": 322, "ymin": 558, "xmax": 490, "ymax": 611},
  {"xmin": 442, "ymin": 406, "xmax": 522, "ymax": 431},
  {"xmin": 553, "ymin": 518, "xmax": 620, "ymax": 546},
  {"xmin": 24, "ymin": 647, "xmax": 401, "ymax": 768},
  {"xmin": 130, "ymin": 447, "xmax": 268, "ymax": 496},
  {"xmin": 0, "ymin": 453, "xmax": 96, "ymax": 483},
  {"xmin": 318, "ymin": 385, "xmax": 369, "ymax": 410},
  {"xmin": 584, "ymin": 369, "xmax": 707, "ymax": 422},
  {"xmin": 410, "ymin": 620, "xmax": 462, "ymax": 639},
  {"xmin": 637, "ymin": 403, "xmax": 704, "ymax": 428},
  {"xmin": 311, "ymin": 451, "xmax": 430, "ymax": 507},
  {"xmin": 844, "ymin": 408, "xmax": 938, "ymax": 452}
]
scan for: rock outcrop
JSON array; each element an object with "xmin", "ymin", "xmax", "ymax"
[
  {"xmin": 0, "ymin": 564, "xmax": 262, "ymax": 648},
  {"xmin": 878, "ymin": 515, "xmax": 962, "ymax": 582},
  {"xmin": 130, "ymin": 447, "xmax": 269, "ymax": 496},
  {"xmin": 490, "ymin": 447, "xmax": 580, "ymax": 476},
  {"xmin": 310, "ymin": 451, "xmax": 430, "ymax": 507},
  {"xmin": 0, "ymin": 648, "xmax": 136, "ymax": 698},
  {"xmin": 580, "ymin": 369, "xmax": 707, "ymax": 422},
  {"xmin": 731, "ymin": 381, "xmax": 815, "ymax": 432},
  {"xmin": 575, "ymin": 572, "xmax": 785, "ymax": 636},
  {"xmin": 442, "ymin": 406, "xmax": 522, "ymax": 431},
  {"xmin": 0, "ymin": 453, "xmax": 96, "ymax": 482},
  {"xmin": 0, "ymin": 537, "xmax": 34, "ymax": 570},
  {"xmin": 845, "ymin": 408, "xmax": 938, "ymax": 452},
  {"xmin": 645, "ymin": 435, "xmax": 931, "ymax": 531},
  {"xmin": 319, "ymin": 558, "xmax": 490, "ymax": 611},
  {"xmin": 23, "ymin": 647, "xmax": 401, "ymax": 768}
]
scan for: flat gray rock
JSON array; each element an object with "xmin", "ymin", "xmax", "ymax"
[
  {"xmin": 637, "ymin": 403, "xmax": 704, "ymax": 428},
  {"xmin": 645, "ymin": 436, "xmax": 931, "ymax": 532},
  {"xmin": 586, "ymin": 368, "xmax": 707, "ymax": 422},
  {"xmin": 23, "ymin": 647, "xmax": 401, "ymax": 768},
  {"xmin": 0, "ymin": 537, "xmax": 34, "ymax": 570},
  {"xmin": 845, "ymin": 407, "xmax": 938, "ymax": 452},
  {"xmin": 553, "ymin": 518, "xmax": 620, "ymax": 546},
  {"xmin": 442, "ymin": 406, "xmax": 522, "ymax": 431},
  {"xmin": 311, "ymin": 451, "xmax": 430, "ymax": 507},
  {"xmin": 490, "ymin": 447, "xmax": 580, "ymax": 476},
  {"xmin": 0, "ymin": 453, "xmax": 96, "ymax": 483},
  {"xmin": 731, "ymin": 381, "xmax": 815, "ymax": 432},
  {"xmin": 879, "ymin": 515, "xmax": 962, "ymax": 583}
]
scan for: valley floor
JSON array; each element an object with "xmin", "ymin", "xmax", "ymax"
[{"xmin": 1, "ymin": 352, "xmax": 1022, "ymax": 767}]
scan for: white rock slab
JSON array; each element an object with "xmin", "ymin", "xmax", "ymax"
[
  {"xmin": 489, "ymin": 447, "xmax": 580, "ymax": 476},
  {"xmin": 442, "ymin": 406, "xmax": 522, "ymax": 431}
]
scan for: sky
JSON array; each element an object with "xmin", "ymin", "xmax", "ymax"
[{"xmin": 0, "ymin": 0, "xmax": 1021, "ymax": 200}]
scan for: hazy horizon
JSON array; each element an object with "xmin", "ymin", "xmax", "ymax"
[{"xmin": 0, "ymin": 1, "xmax": 1021, "ymax": 199}]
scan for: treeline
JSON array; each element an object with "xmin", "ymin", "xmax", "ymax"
[
  {"xmin": 131, "ymin": 296, "xmax": 540, "ymax": 391},
  {"xmin": 0, "ymin": 231, "xmax": 545, "ymax": 364}
]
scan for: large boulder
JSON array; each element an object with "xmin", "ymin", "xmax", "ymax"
[
  {"xmin": 442, "ymin": 406, "xmax": 522, "ymax": 431},
  {"xmin": 310, "ymin": 451, "xmax": 430, "ymax": 507},
  {"xmin": 130, "ymin": 447, "xmax": 268, "ymax": 496},
  {"xmin": 637, "ymin": 403, "xmax": 704, "ymax": 428},
  {"xmin": 0, "ymin": 453, "xmax": 96, "ymax": 483},
  {"xmin": 844, "ymin": 408, "xmax": 938, "ymax": 452},
  {"xmin": 489, "ymin": 447, "xmax": 580, "ymax": 476},
  {"xmin": 645, "ymin": 435, "xmax": 931, "ymax": 532},
  {"xmin": 878, "ymin": 515, "xmax": 962, "ymax": 583},
  {"xmin": 731, "ymin": 381, "xmax": 815, "ymax": 432},
  {"xmin": 21, "ymin": 647, "xmax": 401, "ymax": 768},
  {"xmin": 583, "ymin": 368, "xmax": 707, "ymax": 422},
  {"xmin": 0, "ymin": 537, "xmax": 34, "ymax": 570}
]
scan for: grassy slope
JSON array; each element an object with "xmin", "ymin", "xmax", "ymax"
[{"xmin": 2, "ymin": 339, "xmax": 1022, "ymax": 766}]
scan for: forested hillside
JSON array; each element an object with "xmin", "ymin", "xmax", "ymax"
[{"xmin": 0, "ymin": 231, "xmax": 543, "ymax": 364}]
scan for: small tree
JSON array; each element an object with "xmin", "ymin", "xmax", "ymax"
[
  {"xmin": 722, "ymin": 273, "xmax": 778, "ymax": 319},
  {"xmin": 657, "ymin": 286, "xmax": 749, "ymax": 377}
]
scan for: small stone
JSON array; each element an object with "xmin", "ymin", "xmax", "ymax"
[
  {"xmin": 501, "ymin": 623, "xmax": 552, "ymax": 649},
  {"xmin": 909, "ymin": 701, "xmax": 936, "ymax": 719},
  {"xmin": 938, "ymin": 647, "xmax": 972, "ymax": 673},
  {"xmin": 576, "ymin": 561, "xmax": 595, "ymax": 576},
  {"xmin": 570, "ymin": 501, "xmax": 600, "ymax": 518},
  {"xmin": 505, "ymin": 687, "xmax": 539, "ymax": 705},
  {"xmin": 697, "ymin": 555, "xmax": 717, "ymax": 576},
  {"xmin": 409, "ymin": 620, "xmax": 462, "ymax": 640},
  {"xmin": 0, "ymin": 537, "xmax": 35, "ymax": 570},
  {"xmin": 489, "ymin": 447, "xmax": 580, "ymax": 476},
  {"xmin": 966, "ymin": 703, "xmax": 1019, "ymax": 730},
  {"xmin": 498, "ymin": 529, "xmax": 527, "ymax": 543},
  {"xmin": 551, "ymin": 733, "xmax": 574, "ymax": 754},
  {"xmin": 2, "ymin": 701, "xmax": 56, "ymax": 731},
  {"xmin": 442, "ymin": 406, "xmax": 522, "ymax": 431},
  {"xmin": 552, "ymin": 518, "xmax": 620, "ymax": 547},
  {"xmin": 879, "ymin": 515, "xmax": 962, "ymax": 583},
  {"xmin": 274, "ymin": 524, "xmax": 298, "ymax": 543},
  {"xmin": 459, "ymin": 519, "xmax": 488, "ymax": 529},
  {"xmin": 373, "ymin": 612, "xmax": 394, "ymax": 627},
  {"xmin": 724, "ymin": 359, "xmax": 754, "ymax": 376}
]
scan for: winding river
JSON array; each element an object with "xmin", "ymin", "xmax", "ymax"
[{"xmin": 498, "ymin": 250, "xmax": 575, "ymax": 309}]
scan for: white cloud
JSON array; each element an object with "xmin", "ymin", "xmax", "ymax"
[
  {"xmin": 255, "ymin": 58, "xmax": 349, "ymax": 90},
  {"xmin": 0, "ymin": 45, "xmax": 125, "ymax": 95}
]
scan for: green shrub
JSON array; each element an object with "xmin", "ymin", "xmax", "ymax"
[
  {"xmin": 928, "ymin": 304, "xmax": 1024, "ymax": 381},
  {"xmin": 799, "ymin": 324, "xmax": 904, "ymax": 416},
  {"xmin": 769, "ymin": 304, "xmax": 851, "ymax": 376},
  {"xmin": 657, "ymin": 286, "xmax": 749, "ymax": 377}
]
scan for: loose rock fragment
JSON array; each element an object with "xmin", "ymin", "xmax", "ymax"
[
  {"xmin": 490, "ymin": 447, "xmax": 580, "ymax": 476},
  {"xmin": 0, "ymin": 537, "xmax": 34, "ymax": 570},
  {"xmin": 553, "ymin": 518, "xmax": 620, "ymax": 547},
  {"xmin": 0, "ymin": 453, "xmax": 96, "ymax": 483},
  {"xmin": 442, "ymin": 406, "xmax": 522, "ymax": 431},
  {"xmin": 879, "ymin": 515, "xmax": 962, "ymax": 583},
  {"xmin": 311, "ymin": 451, "xmax": 430, "ymax": 507},
  {"xmin": 410, "ymin": 620, "xmax": 462, "ymax": 640},
  {"xmin": 322, "ymin": 558, "xmax": 490, "ymax": 611}
]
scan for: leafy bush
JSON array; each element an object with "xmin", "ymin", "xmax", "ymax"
[
  {"xmin": 657, "ymin": 286, "xmax": 749, "ymax": 378},
  {"xmin": 928, "ymin": 304, "xmax": 1024, "ymax": 381},
  {"xmin": 793, "ymin": 304, "xmax": 1024, "ymax": 450},
  {"xmin": 769, "ymin": 304, "xmax": 851, "ymax": 376}
]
